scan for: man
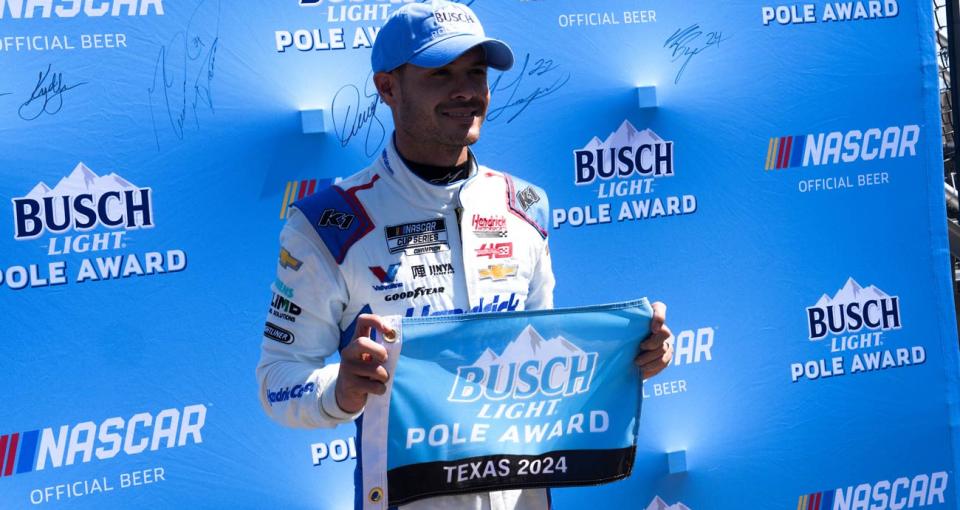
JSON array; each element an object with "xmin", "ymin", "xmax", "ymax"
[{"xmin": 257, "ymin": 1, "xmax": 673, "ymax": 508}]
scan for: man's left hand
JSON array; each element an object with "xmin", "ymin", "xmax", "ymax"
[{"xmin": 635, "ymin": 301, "xmax": 672, "ymax": 379}]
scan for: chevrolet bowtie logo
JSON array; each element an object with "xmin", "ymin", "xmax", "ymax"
[
  {"xmin": 478, "ymin": 264, "xmax": 518, "ymax": 281},
  {"xmin": 279, "ymin": 248, "xmax": 303, "ymax": 271}
]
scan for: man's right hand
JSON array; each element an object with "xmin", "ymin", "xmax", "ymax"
[{"xmin": 335, "ymin": 314, "xmax": 394, "ymax": 414}]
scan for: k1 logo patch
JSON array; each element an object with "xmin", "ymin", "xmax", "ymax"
[{"xmin": 318, "ymin": 209, "xmax": 355, "ymax": 230}]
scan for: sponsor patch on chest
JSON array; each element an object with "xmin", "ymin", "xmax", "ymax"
[{"xmin": 385, "ymin": 219, "xmax": 449, "ymax": 255}]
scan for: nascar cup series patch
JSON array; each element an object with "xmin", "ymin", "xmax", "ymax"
[{"xmin": 361, "ymin": 300, "xmax": 651, "ymax": 508}]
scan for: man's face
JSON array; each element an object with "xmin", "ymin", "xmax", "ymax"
[{"xmin": 389, "ymin": 47, "xmax": 490, "ymax": 149}]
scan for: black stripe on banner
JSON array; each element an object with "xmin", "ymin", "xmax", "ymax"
[{"xmin": 387, "ymin": 446, "xmax": 636, "ymax": 506}]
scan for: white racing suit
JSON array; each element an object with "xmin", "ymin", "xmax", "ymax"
[{"xmin": 256, "ymin": 139, "xmax": 555, "ymax": 510}]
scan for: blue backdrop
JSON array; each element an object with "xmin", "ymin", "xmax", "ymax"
[{"xmin": 1, "ymin": 1, "xmax": 958, "ymax": 509}]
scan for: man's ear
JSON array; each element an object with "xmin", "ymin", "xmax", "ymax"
[{"xmin": 374, "ymin": 71, "xmax": 399, "ymax": 107}]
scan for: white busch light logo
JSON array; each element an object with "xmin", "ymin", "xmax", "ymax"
[
  {"xmin": 449, "ymin": 325, "xmax": 598, "ymax": 402},
  {"xmin": 12, "ymin": 163, "xmax": 153, "ymax": 241},
  {"xmin": 646, "ymin": 496, "xmax": 692, "ymax": 510},
  {"xmin": 806, "ymin": 278, "xmax": 901, "ymax": 341},
  {"xmin": 574, "ymin": 120, "xmax": 674, "ymax": 185}
]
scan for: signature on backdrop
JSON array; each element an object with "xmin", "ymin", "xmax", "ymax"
[{"xmin": 147, "ymin": 0, "xmax": 221, "ymax": 151}]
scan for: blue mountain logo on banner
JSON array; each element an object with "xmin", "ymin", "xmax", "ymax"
[
  {"xmin": 13, "ymin": 163, "xmax": 153, "ymax": 241},
  {"xmin": 364, "ymin": 301, "xmax": 650, "ymax": 507},
  {"xmin": 555, "ymin": 120, "xmax": 694, "ymax": 229},
  {"xmin": 646, "ymin": 496, "xmax": 692, "ymax": 510},
  {"xmin": 574, "ymin": 120, "xmax": 674, "ymax": 185},
  {"xmin": 450, "ymin": 325, "xmax": 597, "ymax": 402},
  {"xmin": 806, "ymin": 278, "xmax": 901, "ymax": 341},
  {"xmin": 3, "ymin": 163, "xmax": 186, "ymax": 290},
  {"xmin": 791, "ymin": 278, "xmax": 923, "ymax": 383}
]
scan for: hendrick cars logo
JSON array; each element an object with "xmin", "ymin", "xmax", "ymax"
[
  {"xmin": 806, "ymin": 278, "xmax": 901, "ymax": 340},
  {"xmin": 12, "ymin": 163, "xmax": 153, "ymax": 241},
  {"xmin": 267, "ymin": 383, "xmax": 316, "ymax": 406},
  {"xmin": 449, "ymin": 325, "xmax": 598, "ymax": 402}
]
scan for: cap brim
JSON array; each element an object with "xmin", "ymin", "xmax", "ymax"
[{"xmin": 409, "ymin": 34, "xmax": 514, "ymax": 71}]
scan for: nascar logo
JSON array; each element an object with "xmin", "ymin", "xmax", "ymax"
[
  {"xmin": 764, "ymin": 125, "xmax": 919, "ymax": 171},
  {"xmin": 0, "ymin": 405, "xmax": 206, "ymax": 478},
  {"xmin": 0, "ymin": 0, "xmax": 164, "ymax": 18},
  {"xmin": 798, "ymin": 491, "xmax": 835, "ymax": 510},
  {"xmin": 765, "ymin": 135, "xmax": 807, "ymax": 171},
  {"xmin": 798, "ymin": 471, "xmax": 947, "ymax": 510},
  {"xmin": 385, "ymin": 219, "xmax": 448, "ymax": 255}
]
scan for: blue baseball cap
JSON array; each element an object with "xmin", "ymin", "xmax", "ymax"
[{"xmin": 371, "ymin": 0, "xmax": 514, "ymax": 73}]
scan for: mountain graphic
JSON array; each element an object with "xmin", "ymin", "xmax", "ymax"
[
  {"xmin": 581, "ymin": 120, "xmax": 665, "ymax": 151},
  {"xmin": 466, "ymin": 325, "xmax": 589, "ymax": 392},
  {"xmin": 25, "ymin": 162, "xmax": 138, "ymax": 199},
  {"xmin": 645, "ymin": 496, "xmax": 692, "ymax": 510},
  {"xmin": 814, "ymin": 277, "xmax": 891, "ymax": 307}
]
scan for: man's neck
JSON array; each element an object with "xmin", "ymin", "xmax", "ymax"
[
  {"xmin": 394, "ymin": 135, "xmax": 475, "ymax": 185},
  {"xmin": 393, "ymin": 130, "xmax": 470, "ymax": 167}
]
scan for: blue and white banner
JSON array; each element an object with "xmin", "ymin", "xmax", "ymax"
[{"xmin": 361, "ymin": 300, "xmax": 652, "ymax": 508}]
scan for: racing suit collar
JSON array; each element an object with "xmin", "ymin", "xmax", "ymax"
[{"xmin": 377, "ymin": 135, "xmax": 478, "ymax": 209}]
